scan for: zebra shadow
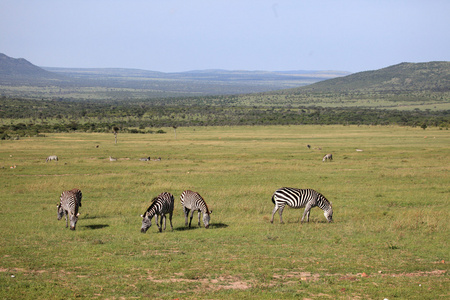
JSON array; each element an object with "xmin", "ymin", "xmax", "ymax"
[
  {"xmin": 82, "ymin": 224, "xmax": 110, "ymax": 230},
  {"xmin": 173, "ymin": 222, "xmax": 228, "ymax": 231}
]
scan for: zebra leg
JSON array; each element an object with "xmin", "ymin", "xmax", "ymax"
[
  {"xmin": 155, "ymin": 215, "xmax": 162, "ymax": 232},
  {"xmin": 168, "ymin": 212, "xmax": 173, "ymax": 231},
  {"xmin": 64, "ymin": 211, "xmax": 68, "ymax": 228},
  {"xmin": 278, "ymin": 206, "xmax": 285, "ymax": 224},
  {"xmin": 270, "ymin": 205, "xmax": 279, "ymax": 223},
  {"xmin": 162, "ymin": 215, "xmax": 167, "ymax": 231},
  {"xmin": 189, "ymin": 210, "xmax": 195, "ymax": 228},
  {"xmin": 183, "ymin": 207, "xmax": 190, "ymax": 226},
  {"xmin": 301, "ymin": 204, "xmax": 313, "ymax": 223},
  {"xmin": 197, "ymin": 210, "xmax": 201, "ymax": 227}
]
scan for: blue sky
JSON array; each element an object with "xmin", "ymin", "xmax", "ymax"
[{"xmin": 1, "ymin": 0, "xmax": 449, "ymax": 73}]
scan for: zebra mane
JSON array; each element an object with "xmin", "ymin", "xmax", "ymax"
[
  {"xmin": 144, "ymin": 199, "xmax": 159, "ymax": 217},
  {"xmin": 318, "ymin": 193, "xmax": 332, "ymax": 210},
  {"xmin": 204, "ymin": 201, "xmax": 211, "ymax": 214}
]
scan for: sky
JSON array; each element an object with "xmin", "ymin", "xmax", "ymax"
[{"xmin": 1, "ymin": 0, "xmax": 449, "ymax": 73}]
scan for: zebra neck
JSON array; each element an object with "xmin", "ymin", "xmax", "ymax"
[{"xmin": 318, "ymin": 199, "xmax": 331, "ymax": 212}]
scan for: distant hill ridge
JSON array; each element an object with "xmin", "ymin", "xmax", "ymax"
[
  {"xmin": 293, "ymin": 61, "xmax": 450, "ymax": 93},
  {"xmin": 0, "ymin": 53, "xmax": 62, "ymax": 80}
]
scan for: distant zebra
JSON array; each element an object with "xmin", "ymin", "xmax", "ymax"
[
  {"xmin": 57, "ymin": 189, "xmax": 82, "ymax": 230},
  {"xmin": 180, "ymin": 190, "xmax": 212, "ymax": 228},
  {"xmin": 322, "ymin": 153, "xmax": 333, "ymax": 162},
  {"xmin": 140, "ymin": 192, "xmax": 174, "ymax": 233},
  {"xmin": 271, "ymin": 187, "xmax": 333, "ymax": 224},
  {"xmin": 46, "ymin": 155, "xmax": 58, "ymax": 162},
  {"xmin": 139, "ymin": 157, "xmax": 150, "ymax": 161}
]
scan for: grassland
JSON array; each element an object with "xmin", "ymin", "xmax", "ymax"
[{"xmin": 0, "ymin": 125, "xmax": 448, "ymax": 299}]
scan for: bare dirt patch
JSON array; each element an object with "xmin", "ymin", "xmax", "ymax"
[{"xmin": 146, "ymin": 274, "xmax": 251, "ymax": 291}]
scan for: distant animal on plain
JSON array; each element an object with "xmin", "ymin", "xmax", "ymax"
[
  {"xmin": 139, "ymin": 157, "xmax": 150, "ymax": 161},
  {"xmin": 322, "ymin": 153, "xmax": 333, "ymax": 162},
  {"xmin": 152, "ymin": 157, "xmax": 162, "ymax": 161},
  {"xmin": 109, "ymin": 156, "xmax": 117, "ymax": 162},
  {"xmin": 307, "ymin": 145, "xmax": 311, "ymax": 149},
  {"xmin": 46, "ymin": 155, "xmax": 58, "ymax": 162}
]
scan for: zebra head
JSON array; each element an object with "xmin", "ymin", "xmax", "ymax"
[
  {"xmin": 324, "ymin": 206, "xmax": 333, "ymax": 223},
  {"xmin": 69, "ymin": 212, "xmax": 80, "ymax": 230},
  {"xmin": 57, "ymin": 204, "xmax": 64, "ymax": 220},
  {"xmin": 140, "ymin": 213, "xmax": 152, "ymax": 233},
  {"xmin": 203, "ymin": 210, "xmax": 212, "ymax": 228}
]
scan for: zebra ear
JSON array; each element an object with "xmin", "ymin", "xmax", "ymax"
[
  {"xmin": 209, "ymin": 210, "xmax": 213, "ymax": 214},
  {"xmin": 76, "ymin": 213, "xmax": 80, "ymax": 217},
  {"xmin": 140, "ymin": 214, "xmax": 144, "ymax": 218}
]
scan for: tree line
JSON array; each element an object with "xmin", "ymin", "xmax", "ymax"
[{"xmin": 0, "ymin": 97, "xmax": 448, "ymax": 139}]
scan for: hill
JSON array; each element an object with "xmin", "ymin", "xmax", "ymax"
[
  {"xmin": 0, "ymin": 53, "xmax": 65, "ymax": 84},
  {"xmin": 232, "ymin": 61, "xmax": 450, "ymax": 110},
  {"xmin": 291, "ymin": 61, "xmax": 450, "ymax": 93},
  {"xmin": 0, "ymin": 53, "xmax": 349, "ymax": 98}
]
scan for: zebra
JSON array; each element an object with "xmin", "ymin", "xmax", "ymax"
[
  {"xmin": 322, "ymin": 153, "xmax": 333, "ymax": 162},
  {"xmin": 140, "ymin": 192, "xmax": 174, "ymax": 233},
  {"xmin": 270, "ymin": 187, "xmax": 333, "ymax": 224},
  {"xmin": 180, "ymin": 190, "xmax": 212, "ymax": 228},
  {"xmin": 57, "ymin": 189, "xmax": 82, "ymax": 230},
  {"xmin": 69, "ymin": 188, "xmax": 82, "ymax": 207},
  {"xmin": 46, "ymin": 155, "xmax": 58, "ymax": 162}
]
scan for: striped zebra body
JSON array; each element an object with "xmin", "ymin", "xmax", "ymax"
[
  {"xmin": 140, "ymin": 192, "xmax": 174, "ymax": 233},
  {"xmin": 69, "ymin": 188, "xmax": 82, "ymax": 207},
  {"xmin": 46, "ymin": 155, "xmax": 58, "ymax": 162},
  {"xmin": 271, "ymin": 187, "xmax": 333, "ymax": 224},
  {"xmin": 180, "ymin": 190, "xmax": 212, "ymax": 228},
  {"xmin": 57, "ymin": 189, "xmax": 82, "ymax": 230},
  {"xmin": 323, "ymin": 153, "xmax": 333, "ymax": 162}
]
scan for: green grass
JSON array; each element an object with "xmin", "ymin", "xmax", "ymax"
[{"xmin": 0, "ymin": 125, "xmax": 448, "ymax": 299}]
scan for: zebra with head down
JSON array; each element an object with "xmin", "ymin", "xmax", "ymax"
[
  {"xmin": 322, "ymin": 153, "xmax": 333, "ymax": 162},
  {"xmin": 46, "ymin": 155, "xmax": 58, "ymax": 162},
  {"xmin": 180, "ymin": 190, "xmax": 212, "ymax": 228},
  {"xmin": 140, "ymin": 192, "xmax": 174, "ymax": 233},
  {"xmin": 57, "ymin": 189, "xmax": 82, "ymax": 230},
  {"xmin": 271, "ymin": 187, "xmax": 333, "ymax": 224}
]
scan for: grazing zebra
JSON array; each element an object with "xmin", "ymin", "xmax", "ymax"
[
  {"xmin": 180, "ymin": 190, "xmax": 212, "ymax": 228},
  {"xmin": 139, "ymin": 157, "xmax": 150, "ymax": 161},
  {"xmin": 57, "ymin": 189, "xmax": 82, "ymax": 230},
  {"xmin": 271, "ymin": 187, "xmax": 333, "ymax": 224},
  {"xmin": 322, "ymin": 153, "xmax": 333, "ymax": 162},
  {"xmin": 140, "ymin": 192, "xmax": 174, "ymax": 233},
  {"xmin": 46, "ymin": 155, "xmax": 58, "ymax": 162}
]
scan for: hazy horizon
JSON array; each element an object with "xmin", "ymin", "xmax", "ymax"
[{"xmin": 1, "ymin": 1, "xmax": 449, "ymax": 73}]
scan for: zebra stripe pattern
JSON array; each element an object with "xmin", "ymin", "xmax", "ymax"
[
  {"xmin": 140, "ymin": 192, "xmax": 174, "ymax": 233},
  {"xmin": 180, "ymin": 190, "xmax": 212, "ymax": 228},
  {"xmin": 271, "ymin": 187, "xmax": 333, "ymax": 224},
  {"xmin": 57, "ymin": 189, "xmax": 82, "ymax": 230},
  {"xmin": 69, "ymin": 188, "xmax": 82, "ymax": 207}
]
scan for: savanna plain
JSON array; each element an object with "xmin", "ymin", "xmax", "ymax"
[{"xmin": 0, "ymin": 125, "xmax": 448, "ymax": 299}]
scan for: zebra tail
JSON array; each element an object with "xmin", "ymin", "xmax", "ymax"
[{"xmin": 271, "ymin": 194, "xmax": 275, "ymax": 204}]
